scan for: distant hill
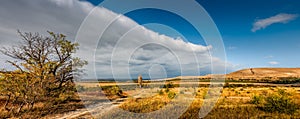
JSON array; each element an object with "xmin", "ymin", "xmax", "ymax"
[
  {"xmin": 226, "ymin": 68, "xmax": 300, "ymax": 80},
  {"xmin": 161, "ymin": 68, "xmax": 300, "ymax": 82}
]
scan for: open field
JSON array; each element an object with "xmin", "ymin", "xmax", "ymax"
[
  {"xmin": 70, "ymin": 80, "xmax": 300, "ymax": 119},
  {"xmin": 109, "ymin": 86, "xmax": 300, "ymax": 118},
  {"xmin": 1, "ymin": 80, "xmax": 300, "ymax": 118},
  {"xmin": 2, "ymin": 67, "xmax": 300, "ymax": 118}
]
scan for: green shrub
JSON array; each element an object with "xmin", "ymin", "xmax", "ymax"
[
  {"xmin": 251, "ymin": 95, "xmax": 263, "ymax": 105},
  {"xmin": 278, "ymin": 89, "xmax": 289, "ymax": 96},
  {"xmin": 264, "ymin": 94, "xmax": 297, "ymax": 114},
  {"xmin": 165, "ymin": 88, "xmax": 170, "ymax": 93},
  {"xmin": 180, "ymin": 90, "xmax": 185, "ymax": 94},
  {"xmin": 109, "ymin": 86, "xmax": 123, "ymax": 96},
  {"xmin": 168, "ymin": 91, "xmax": 176, "ymax": 99},
  {"xmin": 251, "ymin": 90, "xmax": 298, "ymax": 114},
  {"xmin": 158, "ymin": 89, "xmax": 164, "ymax": 95},
  {"xmin": 101, "ymin": 86, "xmax": 124, "ymax": 97},
  {"xmin": 163, "ymin": 82, "xmax": 175, "ymax": 88}
]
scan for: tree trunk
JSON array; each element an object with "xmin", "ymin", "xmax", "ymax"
[
  {"xmin": 17, "ymin": 102, "xmax": 25, "ymax": 113},
  {"xmin": 4, "ymin": 95, "xmax": 11, "ymax": 110}
]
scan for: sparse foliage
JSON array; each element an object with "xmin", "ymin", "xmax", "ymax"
[
  {"xmin": 263, "ymin": 90, "xmax": 297, "ymax": 114},
  {"xmin": 251, "ymin": 89, "xmax": 298, "ymax": 114},
  {"xmin": 0, "ymin": 31, "xmax": 87, "ymax": 113},
  {"xmin": 167, "ymin": 91, "xmax": 176, "ymax": 99},
  {"xmin": 251, "ymin": 95, "xmax": 263, "ymax": 105},
  {"xmin": 158, "ymin": 89, "xmax": 164, "ymax": 95}
]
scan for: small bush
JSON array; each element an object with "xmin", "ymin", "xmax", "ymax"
[
  {"xmin": 108, "ymin": 86, "xmax": 123, "ymax": 96},
  {"xmin": 158, "ymin": 90, "xmax": 164, "ymax": 95},
  {"xmin": 264, "ymin": 94, "xmax": 297, "ymax": 114},
  {"xmin": 168, "ymin": 91, "xmax": 176, "ymax": 99},
  {"xmin": 278, "ymin": 89, "xmax": 289, "ymax": 96},
  {"xmin": 251, "ymin": 90, "xmax": 298, "ymax": 114},
  {"xmin": 251, "ymin": 95, "xmax": 263, "ymax": 105},
  {"xmin": 180, "ymin": 90, "xmax": 185, "ymax": 94},
  {"xmin": 102, "ymin": 86, "xmax": 126, "ymax": 99},
  {"xmin": 165, "ymin": 88, "xmax": 170, "ymax": 93},
  {"xmin": 163, "ymin": 82, "xmax": 175, "ymax": 88}
]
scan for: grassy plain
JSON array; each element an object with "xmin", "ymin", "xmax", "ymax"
[
  {"xmin": 1, "ymin": 80, "xmax": 300, "ymax": 118},
  {"xmin": 74, "ymin": 81, "xmax": 300, "ymax": 119},
  {"xmin": 99, "ymin": 85, "xmax": 300, "ymax": 118}
]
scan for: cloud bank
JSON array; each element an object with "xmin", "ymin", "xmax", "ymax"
[
  {"xmin": 252, "ymin": 13, "xmax": 298, "ymax": 32},
  {"xmin": 0, "ymin": 0, "xmax": 231, "ymax": 79}
]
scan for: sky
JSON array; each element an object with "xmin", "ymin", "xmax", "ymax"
[
  {"xmin": 0, "ymin": 0, "xmax": 299, "ymax": 79},
  {"xmin": 196, "ymin": 0, "xmax": 300, "ymax": 69}
]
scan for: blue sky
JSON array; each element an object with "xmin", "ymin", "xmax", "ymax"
[
  {"xmin": 86, "ymin": 0, "xmax": 300, "ymax": 69},
  {"xmin": 198, "ymin": 0, "xmax": 300, "ymax": 68},
  {"xmin": 0, "ymin": 0, "xmax": 299, "ymax": 79}
]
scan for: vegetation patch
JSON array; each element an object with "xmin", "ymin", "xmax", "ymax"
[
  {"xmin": 119, "ymin": 95, "xmax": 171, "ymax": 113},
  {"xmin": 251, "ymin": 89, "xmax": 298, "ymax": 114},
  {"xmin": 0, "ymin": 31, "xmax": 87, "ymax": 118}
]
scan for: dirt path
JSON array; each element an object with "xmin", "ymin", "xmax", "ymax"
[
  {"xmin": 53, "ymin": 99, "xmax": 126, "ymax": 119},
  {"xmin": 54, "ymin": 88, "xmax": 157, "ymax": 119},
  {"xmin": 54, "ymin": 102, "xmax": 112, "ymax": 119}
]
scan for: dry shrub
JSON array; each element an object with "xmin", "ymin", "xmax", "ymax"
[
  {"xmin": 120, "ymin": 95, "xmax": 170, "ymax": 113},
  {"xmin": 251, "ymin": 89, "xmax": 298, "ymax": 114}
]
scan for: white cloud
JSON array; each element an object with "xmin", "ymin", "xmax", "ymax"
[
  {"xmin": 252, "ymin": 13, "xmax": 298, "ymax": 32},
  {"xmin": 0, "ymin": 0, "xmax": 232, "ymax": 79},
  {"xmin": 228, "ymin": 46, "xmax": 237, "ymax": 50},
  {"xmin": 264, "ymin": 55, "xmax": 274, "ymax": 59},
  {"xmin": 268, "ymin": 61, "xmax": 279, "ymax": 65}
]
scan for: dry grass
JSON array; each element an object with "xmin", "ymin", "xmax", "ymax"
[
  {"xmin": 99, "ymin": 87, "xmax": 300, "ymax": 119},
  {"xmin": 0, "ymin": 84, "xmax": 127, "ymax": 118},
  {"xmin": 119, "ymin": 95, "xmax": 171, "ymax": 113},
  {"xmin": 2, "ymin": 81, "xmax": 300, "ymax": 118},
  {"xmin": 0, "ymin": 96, "xmax": 85, "ymax": 118}
]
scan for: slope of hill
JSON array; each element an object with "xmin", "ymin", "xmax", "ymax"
[
  {"xmin": 226, "ymin": 68, "xmax": 300, "ymax": 80},
  {"xmin": 165, "ymin": 68, "xmax": 300, "ymax": 82}
]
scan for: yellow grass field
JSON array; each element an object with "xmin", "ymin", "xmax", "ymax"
[{"xmin": 72, "ymin": 81, "xmax": 300, "ymax": 119}]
